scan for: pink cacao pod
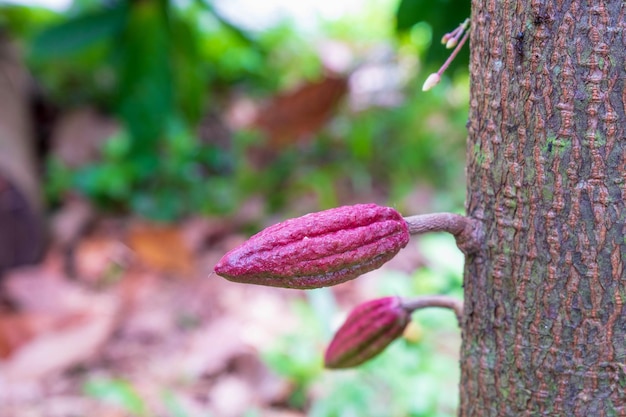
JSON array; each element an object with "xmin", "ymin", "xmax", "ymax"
[
  {"xmin": 324, "ymin": 296, "xmax": 410, "ymax": 369},
  {"xmin": 214, "ymin": 204, "xmax": 409, "ymax": 289}
]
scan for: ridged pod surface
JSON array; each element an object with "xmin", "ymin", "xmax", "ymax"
[
  {"xmin": 214, "ymin": 204, "xmax": 409, "ymax": 289},
  {"xmin": 324, "ymin": 296, "xmax": 410, "ymax": 368}
]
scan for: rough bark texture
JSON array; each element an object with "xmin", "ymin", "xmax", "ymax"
[{"xmin": 461, "ymin": 1, "xmax": 626, "ymax": 415}]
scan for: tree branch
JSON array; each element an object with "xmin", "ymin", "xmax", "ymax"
[
  {"xmin": 403, "ymin": 213, "xmax": 483, "ymax": 255},
  {"xmin": 401, "ymin": 295, "xmax": 464, "ymax": 325}
]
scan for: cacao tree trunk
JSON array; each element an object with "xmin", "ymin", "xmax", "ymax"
[{"xmin": 460, "ymin": 0, "xmax": 626, "ymax": 415}]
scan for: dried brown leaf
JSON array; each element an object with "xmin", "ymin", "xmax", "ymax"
[
  {"xmin": 254, "ymin": 74, "xmax": 348, "ymax": 148},
  {"xmin": 0, "ymin": 293, "xmax": 119, "ymax": 381},
  {"xmin": 127, "ymin": 224, "xmax": 194, "ymax": 276}
]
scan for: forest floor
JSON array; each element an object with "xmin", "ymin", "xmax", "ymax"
[{"xmin": 0, "ymin": 197, "xmax": 435, "ymax": 417}]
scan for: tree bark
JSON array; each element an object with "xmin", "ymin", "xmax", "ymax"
[
  {"xmin": 0, "ymin": 37, "xmax": 45, "ymax": 273},
  {"xmin": 0, "ymin": 37, "xmax": 40, "ymax": 211},
  {"xmin": 460, "ymin": 1, "xmax": 626, "ymax": 415}
]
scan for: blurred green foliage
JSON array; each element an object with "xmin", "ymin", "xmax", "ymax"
[
  {"xmin": 395, "ymin": 0, "xmax": 470, "ymax": 77},
  {"xmin": 1, "ymin": 0, "xmax": 468, "ymax": 221},
  {"xmin": 84, "ymin": 377, "xmax": 198, "ymax": 417},
  {"xmin": 84, "ymin": 377, "xmax": 148, "ymax": 416}
]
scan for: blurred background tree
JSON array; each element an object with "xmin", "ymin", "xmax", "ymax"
[
  {"xmin": 0, "ymin": 0, "xmax": 470, "ymax": 416},
  {"xmin": 1, "ymin": 0, "xmax": 469, "ymax": 221}
]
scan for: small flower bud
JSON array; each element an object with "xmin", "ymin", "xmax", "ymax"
[{"xmin": 422, "ymin": 73, "xmax": 441, "ymax": 91}]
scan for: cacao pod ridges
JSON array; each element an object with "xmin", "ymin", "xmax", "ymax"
[
  {"xmin": 214, "ymin": 204, "xmax": 410, "ymax": 289},
  {"xmin": 324, "ymin": 296, "xmax": 410, "ymax": 369}
]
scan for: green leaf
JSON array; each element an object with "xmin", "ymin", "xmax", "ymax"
[
  {"xmin": 396, "ymin": 0, "xmax": 469, "ymax": 33},
  {"xmin": 84, "ymin": 378, "xmax": 146, "ymax": 416},
  {"xmin": 30, "ymin": 5, "xmax": 127, "ymax": 59},
  {"xmin": 194, "ymin": 0, "xmax": 259, "ymax": 47},
  {"xmin": 0, "ymin": 4, "xmax": 58, "ymax": 38},
  {"xmin": 102, "ymin": 130, "xmax": 132, "ymax": 160},
  {"xmin": 170, "ymin": 14, "xmax": 207, "ymax": 124},
  {"xmin": 162, "ymin": 390, "xmax": 194, "ymax": 417},
  {"xmin": 115, "ymin": 0, "xmax": 173, "ymax": 146}
]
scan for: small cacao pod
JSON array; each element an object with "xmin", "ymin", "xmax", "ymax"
[
  {"xmin": 214, "ymin": 204, "xmax": 409, "ymax": 289},
  {"xmin": 324, "ymin": 296, "xmax": 410, "ymax": 369}
]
